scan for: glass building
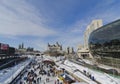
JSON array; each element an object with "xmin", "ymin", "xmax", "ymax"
[{"xmin": 89, "ymin": 19, "xmax": 120, "ymax": 69}]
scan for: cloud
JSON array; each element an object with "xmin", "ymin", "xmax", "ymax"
[
  {"xmin": 88, "ymin": 0, "xmax": 120, "ymax": 24},
  {"xmin": 30, "ymin": 39, "xmax": 48, "ymax": 51},
  {"xmin": 51, "ymin": 30, "xmax": 84, "ymax": 51},
  {"xmin": 71, "ymin": 0, "xmax": 120, "ymax": 33},
  {"xmin": 61, "ymin": 35, "xmax": 83, "ymax": 47},
  {"xmin": 0, "ymin": 0, "xmax": 56, "ymax": 37},
  {"xmin": 0, "ymin": 0, "xmax": 120, "ymax": 51},
  {"xmin": 60, "ymin": 0, "xmax": 120, "ymax": 50},
  {"xmin": 68, "ymin": 20, "xmax": 88, "ymax": 33},
  {"xmin": 33, "ymin": 0, "xmax": 120, "ymax": 51}
]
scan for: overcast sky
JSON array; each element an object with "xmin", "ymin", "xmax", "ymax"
[{"xmin": 0, "ymin": 0, "xmax": 120, "ymax": 51}]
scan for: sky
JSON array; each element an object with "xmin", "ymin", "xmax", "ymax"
[{"xmin": 0, "ymin": 0, "xmax": 120, "ymax": 51}]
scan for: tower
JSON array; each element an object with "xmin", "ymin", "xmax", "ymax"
[{"xmin": 21, "ymin": 43, "xmax": 24, "ymax": 49}]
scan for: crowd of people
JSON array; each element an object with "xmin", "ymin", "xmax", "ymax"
[
  {"xmin": 83, "ymin": 70, "xmax": 95, "ymax": 81},
  {"xmin": 19, "ymin": 57, "xmax": 62, "ymax": 84}
]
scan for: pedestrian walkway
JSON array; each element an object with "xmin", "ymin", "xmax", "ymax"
[
  {"xmin": 17, "ymin": 57, "xmax": 60, "ymax": 84},
  {"xmin": 38, "ymin": 75, "xmax": 56, "ymax": 84}
]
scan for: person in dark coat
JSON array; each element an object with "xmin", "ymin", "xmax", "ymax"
[{"xmin": 39, "ymin": 77, "xmax": 41, "ymax": 81}]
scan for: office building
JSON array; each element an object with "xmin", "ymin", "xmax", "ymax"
[
  {"xmin": 84, "ymin": 19, "xmax": 103, "ymax": 49},
  {"xmin": 89, "ymin": 19, "xmax": 120, "ymax": 69}
]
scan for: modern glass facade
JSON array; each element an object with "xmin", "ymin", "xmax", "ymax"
[{"xmin": 89, "ymin": 19, "xmax": 120, "ymax": 68}]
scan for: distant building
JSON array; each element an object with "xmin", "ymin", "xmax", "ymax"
[
  {"xmin": 27, "ymin": 47, "xmax": 34, "ymax": 52},
  {"xmin": 84, "ymin": 19, "xmax": 103, "ymax": 49},
  {"xmin": 45, "ymin": 42, "xmax": 64, "ymax": 56},
  {"xmin": 47, "ymin": 42, "xmax": 62, "ymax": 51},
  {"xmin": 77, "ymin": 45, "xmax": 83, "ymax": 57},
  {"xmin": 77, "ymin": 45, "xmax": 83, "ymax": 50},
  {"xmin": 66, "ymin": 47, "xmax": 70, "ymax": 54},
  {"xmin": 77, "ymin": 45, "xmax": 89, "ymax": 58},
  {"xmin": 77, "ymin": 48, "xmax": 90, "ymax": 58},
  {"xmin": 18, "ymin": 43, "xmax": 27, "ymax": 54},
  {"xmin": 77, "ymin": 20, "xmax": 103, "ymax": 58},
  {"xmin": 66, "ymin": 47, "xmax": 74, "ymax": 54},
  {"xmin": 18, "ymin": 43, "xmax": 24, "ymax": 49}
]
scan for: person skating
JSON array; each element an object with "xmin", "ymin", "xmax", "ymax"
[
  {"xmin": 54, "ymin": 80, "xmax": 56, "ymax": 84},
  {"xmin": 39, "ymin": 76, "xmax": 41, "ymax": 81},
  {"xmin": 37, "ymin": 77, "xmax": 39, "ymax": 83}
]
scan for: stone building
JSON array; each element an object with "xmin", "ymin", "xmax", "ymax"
[
  {"xmin": 66, "ymin": 47, "xmax": 75, "ymax": 54},
  {"xmin": 45, "ymin": 42, "xmax": 63, "ymax": 56},
  {"xmin": 47, "ymin": 42, "xmax": 62, "ymax": 51}
]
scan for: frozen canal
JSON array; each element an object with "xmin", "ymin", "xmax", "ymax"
[
  {"xmin": 1, "ymin": 55, "xmax": 119, "ymax": 84},
  {"xmin": 0, "ymin": 58, "xmax": 32, "ymax": 84},
  {"xmin": 17, "ymin": 56, "xmax": 60, "ymax": 84}
]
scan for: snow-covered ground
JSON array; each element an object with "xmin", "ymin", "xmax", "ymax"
[
  {"xmin": 18, "ymin": 67, "xmax": 57, "ymax": 84},
  {"xmin": 82, "ymin": 59, "xmax": 120, "ymax": 73},
  {"xmin": 0, "ymin": 57, "xmax": 32, "ymax": 84},
  {"xmin": 41, "ymin": 56, "xmax": 87, "ymax": 84},
  {"xmin": 82, "ymin": 59, "xmax": 94, "ymax": 65},
  {"xmin": 1, "ymin": 55, "xmax": 119, "ymax": 84},
  {"xmin": 17, "ymin": 56, "xmax": 60, "ymax": 84},
  {"xmin": 45, "ymin": 56, "xmax": 120, "ymax": 84},
  {"xmin": 58, "ymin": 62, "xmax": 97, "ymax": 84},
  {"xmin": 64, "ymin": 60, "xmax": 120, "ymax": 84},
  {"xmin": 45, "ymin": 56, "xmax": 95, "ymax": 84}
]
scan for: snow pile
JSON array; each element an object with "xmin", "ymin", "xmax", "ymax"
[
  {"xmin": 0, "ymin": 58, "xmax": 32, "ymax": 84},
  {"xmin": 64, "ymin": 60, "xmax": 120, "ymax": 84}
]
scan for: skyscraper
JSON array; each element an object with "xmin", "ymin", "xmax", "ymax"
[{"xmin": 84, "ymin": 19, "xmax": 103, "ymax": 49}]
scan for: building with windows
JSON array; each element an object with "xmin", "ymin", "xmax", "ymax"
[
  {"xmin": 66, "ymin": 47, "xmax": 74, "ymax": 54},
  {"xmin": 47, "ymin": 42, "xmax": 62, "ymax": 51},
  {"xmin": 89, "ymin": 19, "xmax": 120, "ymax": 69},
  {"xmin": 84, "ymin": 19, "xmax": 103, "ymax": 49},
  {"xmin": 77, "ymin": 44, "xmax": 93, "ymax": 58},
  {"xmin": 45, "ymin": 42, "xmax": 64, "ymax": 56}
]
